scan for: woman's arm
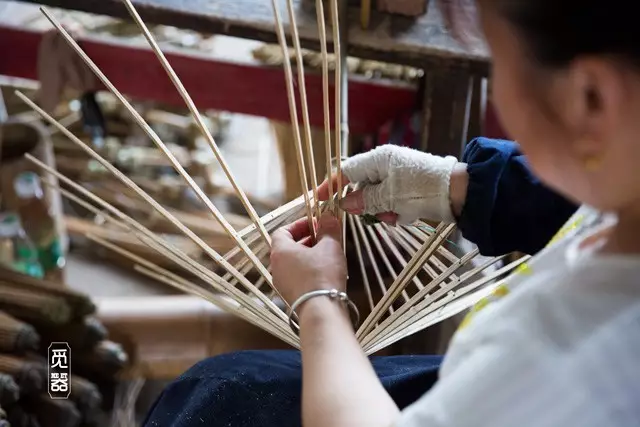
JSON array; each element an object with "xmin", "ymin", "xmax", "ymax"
[
  {"xmin": 299, "ymin": 297, "xmax": 399, "ymax": 427},
  {"xmin": 270, "ymin": 213, "xmax": 400, "ymax": 427},
  {"xmin": 457, "ymin": 138, "xmax": 578, "ymax": 255},
  {"xmin": 328, "ymin": 138, "xmax": 578, "ymax": 256}
]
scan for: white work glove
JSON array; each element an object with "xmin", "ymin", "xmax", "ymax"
[{"xmin": 340, "ymin": 145, "xmax": 458, "ymax": 225}]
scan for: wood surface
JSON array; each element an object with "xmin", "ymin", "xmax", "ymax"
[
  {"xmin": 13, "ymin": 0, "xmax": 489, "ymax": 71},
  {"xmin": 0, "ymin": 24, "xmax": 416, "ymax": 134}
]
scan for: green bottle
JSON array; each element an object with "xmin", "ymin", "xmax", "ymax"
[
  {"xmin": 13, "ymin": 172, "xmax": 65, "ymax": 279},
  {"xmin": 0, "ymin": 212, "xmax": 44, "ymax": 279}
]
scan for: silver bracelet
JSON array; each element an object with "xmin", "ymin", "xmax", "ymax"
[{"xmin": 288, "ymin": 289, "xmax": 360, "ymax": 334}]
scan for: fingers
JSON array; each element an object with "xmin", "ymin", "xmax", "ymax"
[
  {"xmin": 339, "ymin": 189, "xmax": 365, "ymax": 214},
  {"xmin": 339, "ymin": 181, "xmax": 392, "ymax": 216},
  {"xmin": 316, "ymin": 211, "xmax": 343, "ymax": 243},
  {"xmin": 272, "ymin": 216, "xmax": 315, "ymax": 249},
  {"xmin": 317, "ymin": 174, "xmax": 350, "ymax": 201},
  {"xmin": 376, "ymin": 212, "xmax": 398, "ymax": 225}
]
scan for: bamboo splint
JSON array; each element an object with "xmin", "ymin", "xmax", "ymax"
[{"xmin": 16, "ymin": 1, "xmax": 524, "ymax": 353}]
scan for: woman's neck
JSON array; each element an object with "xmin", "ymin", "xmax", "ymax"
[{"xmin": 603, "ymin": 204, "xmax": 640, "ymax": 255}]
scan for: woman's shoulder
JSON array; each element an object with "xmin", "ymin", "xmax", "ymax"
[
  {"xmin": 450, "ymin": 254, "xmax": 640, "ymax": 361},
  {"xmin": 397, "ymin": 258, "xmax": 640, "ymax": 427}
]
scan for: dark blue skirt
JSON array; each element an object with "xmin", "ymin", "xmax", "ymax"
[{"xmin": 144, "ymin": 350, "xmax": 441, "ymax": 427}]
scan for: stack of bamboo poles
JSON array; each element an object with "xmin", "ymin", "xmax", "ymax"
[
  {"xmin": 12, "ymin": 0, "xmax": 527, "ymax": 364},
  {"xmin": 0, "ymin": 267, "xmax": 128, "ymax": 427}
]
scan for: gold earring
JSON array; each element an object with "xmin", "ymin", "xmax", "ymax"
[{"xmin": 583, "ymin": 154, "xmax": 603, "ymax": 172}]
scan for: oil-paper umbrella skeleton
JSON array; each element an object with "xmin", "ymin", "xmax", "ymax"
[{"xmin": 19, "ymin": 0, "xmax": 528, "ymax": 355}]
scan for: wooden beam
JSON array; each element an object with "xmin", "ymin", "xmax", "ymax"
[
  {"xmin": 0, "ymin": 24, "xmax": 416, "ymax": 134},
  {"xmin": 12, "ymin": 0, "xmax": 490, "ymax": 72}
]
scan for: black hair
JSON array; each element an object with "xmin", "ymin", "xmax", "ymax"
[{"xmin": 443, "ymin": 0, "xmax": 640, "ymax": 69}]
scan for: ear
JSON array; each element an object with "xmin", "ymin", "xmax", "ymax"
[{"xmin": 562, "ymin": 58, "xmax": 627, "ymax": 159}]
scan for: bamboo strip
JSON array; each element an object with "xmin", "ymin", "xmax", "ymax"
[
  {"xmin": 386, "ymin": 225, "xmax": 459, "ymax": 284},
  {"xmin": 31, "ymin": 160, "xmax": 294, "ymax": 339},
  {"xmin": 235, "ymin": 190, "xmax": 312, "ymax": 239},
  {"xmin": 34, "ymin": 10, "xmax": 277, "ymax": 300},
  {"xmin": 403, "ymin": 224, "xmax": 459, "ymax": 263},
  {"xmin": 0, "ymin": 311, "xmax": 39, "ymax": 354},
  {"xmin": 371, "ymin": 223, "xmax": 424, "ymax": 290},
  {"xmin": 315, "ymin": 0, "xmax": 334, "ymax": 210},
  {"xmin": 362, "ymin": 222, "xmax": 412, "ymax": 301},
  {"xmin": 347, "ymin": 215, "xmax": 374, "ymax": 311},
  {"xmin": 365, "ymin": 257, "xmax": 529, "ymax": 354},
  {"xmin": 119, "ymin": 0, "xmax": 272, "ymax": 247},
  {"xmin": 19, "ymin": 98, "xmax": 285, "ymax": 323},
  {"xmin": 284, "ymin": 0, "xmax": 321, "ymax": 220},
  {"xmin": 112, "ymin": 234, "xmax": 294, "ymax": 347},
  {"xmin": 89, "ymin": 232, "xmax": 295, "ymax": 345},
  {"xmin": 0, "ymin": 283, "xmax": 71, "ymax": 325},
  {"xmin": 366, "ymin": 256, "xmax": 518, "ymax": 350},
  {"xmin": 356, "ymin": 223, "xmax": 456, "ymax": 340},
  {"xmin": 329, "ymin": 0, "xmax": 343, "ymax": 205},
  {"xmin": 133, "ymin": 265, "xmax": 298, "ymax": 348},
  {"xmin": 0, "ymin": 268, "xmax": 94, "ymax": 318},
  {"xmin": 352, "ymin": 215, "xmax": 395, "ymax": 314},
  {"xmin": 269, "ymin": 0, "xmax": 315, "ymax": 238},
  {"xmin": 360, "ymin": 248, "xmax": 481, "ymax": 348},
  {"xmin": 56, "ymin": 186, "xmax": 295, "ymax": 341}
]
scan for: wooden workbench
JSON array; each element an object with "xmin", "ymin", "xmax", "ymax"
[
  {"xmin": 16, "ymin": 0, "xmax": 489, "ymax": 72},
  {"xmin": 9, "ymin": 0, "xmax": 494, "ymax": 155}
]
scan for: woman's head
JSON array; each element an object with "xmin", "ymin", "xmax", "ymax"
[{"xmin": 446, "ymin": 1, "xmax": 640, "ymax": 213}]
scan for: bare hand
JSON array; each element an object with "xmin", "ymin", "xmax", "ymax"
[{"xmin": 271, "ymin": 212, "xmax": 347, "ymax": 307}]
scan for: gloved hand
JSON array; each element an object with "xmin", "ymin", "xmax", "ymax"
[{"xmin": 335, "ymin": 145, "xmax": 460, "ymax": 225}]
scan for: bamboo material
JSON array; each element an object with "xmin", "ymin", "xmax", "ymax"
[
  {"xmin": 269, "ymin": 0, "xmax": 315, "ymax": 238},
  {"xmin": 0, "ymin": 355, "xmax": 46, "ymax": 395},
  {"xmin": 19, "ymin": 105, "xmax": 288, "ymax": 327},
  {"xmin": 329, "ymin": 0, "xmax": 344, "ymax": 205},
  {"xmin": 37, "ymin": 317, "xmax": 106, "ymax": 352},
  {"xmin": 18, "ymin": 17, "xmax": 280, "ymax": 303},
  {"xmin": 284, "ymin": 0, "xmax": 321, "ymax": 219},
  {"xmin": 356, "ymin": 223, "xmax": 456, "ymax": 340},
  {"xmin": 352, "ymin": 216, "xmax": 395, "ymax": 314},
  {"xmin": 0, "ymin": 374, "xmax": 20, "ymax": 407},
  {"xmin": 365, "ymin": 257, "xmax": 530, "ymax": 354},
  {"xmin": 32, "ymin": 395, "xmax": 82, "ymax": 427},
  {"xmin": 69, "ymin": 375, "xmax": 102, "ymax": 414},
  {"xmin": 0, "ymin": 268, "xmax": 95, "ymax": 319},
  {"xmin": 360, "ymin": 249, "xmax": 482, "ymax": 348},
  {"xmin": 347, "ymin": 216, "xmax": 374, "ymax": 311},
  {"xmin": 316, "ymin": 0, "xmax": 334, "ymax": 210},
  {"xmin": 75, "ymin": 340, "xmax": 128, "ymax": 380},
  {"xmin": 120, "ymin": 0, "xmax": 272, "ymax": 247},
  {"xmin": 65, "ymin": 215, "xmax": 206, "ymax": 269},
  {"xmin": 52, "ymin": 181, "xmax": 297, "ymax": 342},
  {"xmin": 51, "ymin": 182, "xmax": 295, "ymax": 343},
  {"xmin": 362, "ymin": 220, "xmax": 412, "ymax": 301},
  {"xmin": 89, "ymin": 232, "xmax": 297, "ymax": 347},
  {"xmin": 0, "ymin": 283, "xmax": 71, "ymax": 325},
  {"xmin": 0, "ymin": 311, "xmax": 39, "ymax": 354}
]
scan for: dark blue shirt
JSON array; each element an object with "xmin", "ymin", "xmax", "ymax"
[{"xmin": 459, "ymin": 138, "xmax": 577, "ymax": 255}]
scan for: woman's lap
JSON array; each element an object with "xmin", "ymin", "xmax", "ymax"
[{"xmin": 143, "ymin": 350, "xmax": 441, "ymax": 427}]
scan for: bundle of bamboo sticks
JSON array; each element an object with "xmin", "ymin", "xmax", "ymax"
[
  {"xmin": 14, "ymin": 0, "xmax": 526, "ymax": 360},
  {"xmin": 0, "ymin": 268, "xmax": 128, "ymax": 427}
]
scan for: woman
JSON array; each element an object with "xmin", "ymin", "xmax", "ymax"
[
  {"xmin": 143, "ymin": 139, "xmax": 575, "ymax": 427},
  {"xmin": 146, "ymin": 0, "xmax": 640, "ymax": 425}
]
